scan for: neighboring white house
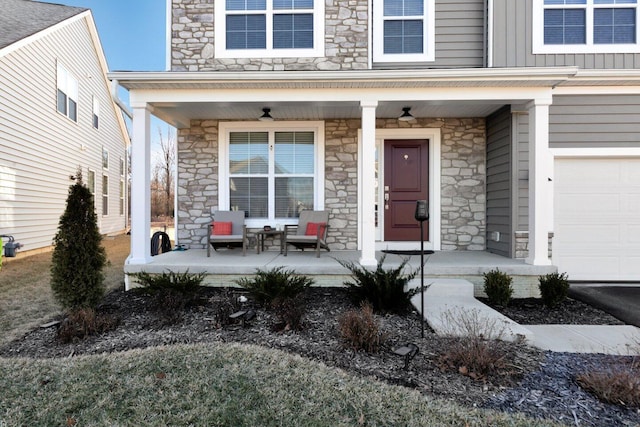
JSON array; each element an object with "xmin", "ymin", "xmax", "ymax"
[
  {"xmin": 0, "ymin": 0, "xmax": 130, "ymax": 255},
  {"xmin": 111, "ymin": 0, "xmax": 640, "ymax": 282}
]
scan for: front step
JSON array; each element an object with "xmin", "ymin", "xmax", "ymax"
[{"xmin": 409, "ymin": 278, "xmax": 534, "ymax": 343}]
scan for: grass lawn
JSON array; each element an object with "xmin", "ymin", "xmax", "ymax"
[
  {"xmin": 0, "ymin": 342, "xmax": 560, "ymax": 427},
  {"xmin": 0, "ymin": 235, "xmax": 560, "ymax": 426},
  {"xmin": 0, "ymin": 234, "xmax": 130, "ymax": 346}
]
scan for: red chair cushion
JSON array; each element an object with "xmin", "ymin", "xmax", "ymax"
[
  {"xmin": 212, "ymin": 221, "xmax": 232, "ymax": 235},
  {"xmin": 305, "ymin": 222, "xmax": 326, "ymax": 236}
]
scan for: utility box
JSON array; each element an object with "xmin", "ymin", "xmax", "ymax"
[{"xmin": 2, "ymin": 236, "xmax": 22, "ymax": 258}]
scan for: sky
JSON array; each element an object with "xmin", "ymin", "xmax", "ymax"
[
  {"xmin": 37, "ymin": 0, "xmax": 172, "ymax": 148},
  {"xmin": 41, "ymin": 0, "xmax": 167, "ymax": 72}
]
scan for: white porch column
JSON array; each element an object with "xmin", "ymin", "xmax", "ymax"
[
  {"xmin": 526, "ymin": 98, "xmax": 553, "ymax": 266},
  {"xmin": 360, "ymin": 100, "xmax": 378, "ymax": 266},
  {"xmin": 128, "ymin": 104, "xmax": 152, "ymax": 266}
]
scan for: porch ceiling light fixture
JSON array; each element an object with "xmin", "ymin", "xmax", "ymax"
[
  {"xmin": 398, "ymin": 107, "xmax": 414, "ymax": 122},
  {"xmin": 259, "ymin": 107, "xmax": 274, "ymax": 121}
]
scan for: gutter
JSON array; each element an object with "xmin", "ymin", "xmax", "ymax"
[{"xmin": 110, "ymin": 79, "xmax": 133, "ymax": 119}]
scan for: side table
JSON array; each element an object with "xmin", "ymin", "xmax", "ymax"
[{"xmin": 255, "ymin": 230, "xmax": 284, "ymax": 254}]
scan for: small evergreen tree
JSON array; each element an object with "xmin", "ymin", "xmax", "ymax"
[{"xmin": 51, "ymin": 170, "xmax": 106, "ymax": 311}]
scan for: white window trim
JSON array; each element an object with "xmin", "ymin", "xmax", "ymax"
[
  {"xmin": 102, "ymin": 147, "xmax": 109, "ymax": 170},
  {"xmin": 120, "ymin": 179, "xmax": 125, "ymax": 216},
  {"xmin": 102, "ymin": 174, "xmax": 109, "ymax": 217},
  {"xmin": 218, "ymin": 120, "xmax": 325, "ymax": 228},
  {"xmin": 214, "ymin": 0, "xmax": 325, "ymax": 58},
  {"xmin": 87, "ymin": 168, "xmax": 96, "ymax": 195},
  {"xmin": 56, "ymin": 62, "xmax": 78, "ymax": 121},
  {"xmin": 372, "ymin": 0, "xmax": 435, "ymax": 62},
  {"xmin": 92, "ymin": 95, "xmax": 100, "ymax": 129},
  {"xmin": 532, "ymin": 0, "xmax": 640, "ymax": 54}
]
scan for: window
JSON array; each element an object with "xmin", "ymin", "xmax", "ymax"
[
  {"xmin": 102, "ymin": 175, "xmax": 109, "ymax": 216},
  {"xmin": 102, "ymin": 147, "xmax": 109, "ymax": 169},
  {"xmin": 373, "ymin": 0, "xmax": 435, "ymax": 62},
  {"xmin": 219, "ymin": 122, "xmax": 324, "ymax": 227},
  {"xmin": 87, "ymin": 169, "xmax": 96, "ymax": 195},
  {"xmin": 92, "ymin": 96, "xmax": 99, "ymax": 129},
  {"xmin": 214, "ymin": 0, "xmax": 324, "ymax": 58},
  {"xmin": 119, "ymin": 180, "xmax": 125, "ymax": 216},
  {"xmin": 533, "ymin": 0, "xmax": 640, "ymax": 53},
  {"xmin": 56, "ymin": 63, "xmax": 77, "ymax": 121}
]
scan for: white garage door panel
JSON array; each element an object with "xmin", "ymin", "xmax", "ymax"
[{"xmin": 554, "ymin": 158, "xmax": 640, "ymax": 281}]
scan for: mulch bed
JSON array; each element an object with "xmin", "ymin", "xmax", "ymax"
[{"xmin": 1, "ymin": 287, "xmax": 639, "ymax": 426}]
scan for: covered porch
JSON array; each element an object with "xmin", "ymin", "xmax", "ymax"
[
  {"xmin": 124, "ymin": 248, "xmax": 555, "ymax": 297},
  {"xmin": 109, "ymin": 67, "xmax": 578, "ymax": 287}
]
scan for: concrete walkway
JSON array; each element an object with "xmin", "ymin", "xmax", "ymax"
[{"xmin": 410, "ymin": 279, "xmax": 640, "ymax": 356}]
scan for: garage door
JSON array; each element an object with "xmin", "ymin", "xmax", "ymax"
[{"xmin": 554, "ymin": 158, "xmax": 640, "ymax": 281}]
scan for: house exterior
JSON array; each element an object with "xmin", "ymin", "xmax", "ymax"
[
  {"xmin": 111, "ymin": 0, "xmax": 640, "ymax": 281},
  {"xmin": 0, "ymin": 0, "xmax": 130, "ymax": 255}
]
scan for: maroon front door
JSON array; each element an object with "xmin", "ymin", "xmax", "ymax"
[{"xmin": 383, "ymin": 139, "xmax": 429, "ymax": 241}]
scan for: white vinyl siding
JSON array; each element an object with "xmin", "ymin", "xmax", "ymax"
[
  {"xmin": 373, "ymin": 0, "xmax": 435, "ymax": 62},
  {"xmin": 0, "ymin": 15, "xmax": 128, "ymax": 251},
  {"xmin": 533, "ymin": 0, "xmax": 640, "ymax": 53},
  {"xmin": 214, "ymin": 0, "xmax": 324, "ymax": 58}
]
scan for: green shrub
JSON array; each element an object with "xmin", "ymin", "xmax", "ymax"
[
  {"xmin": 130, "ymin": 271, "xmax": 206, "ymax": 323},
  {"xmin": 338, "ymin": 255, "xmax": 418, "ymax": 314},
  {"xmin": 235, "ymin": 266, "xmax": 314, "ymax": 307},
  {"xmin": 538, "ymin": 272, "xmax": 570, "ymax": 308},
  {"xmin": 51, "ymin": 170, "xmax": 106, "ymax": 311},
  {"xmin": 337, "ymin": 302, "xmax": 384, "ymax": 353},
  {"xmin": 483, "ymin": 269, "xmax": 513, "ymax": 307}
]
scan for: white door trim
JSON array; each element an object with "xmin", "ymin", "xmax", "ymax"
[{"xmin": 358, "ymin": 128, "xmax": 441, "ymax": 251}]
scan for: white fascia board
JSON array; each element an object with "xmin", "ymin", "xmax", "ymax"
[
  {"xmin": 553, "ymin": 85, "xmax": 640, "ymax": 95},
  {"xmin": 108, "ymin": 67, "xmax": 579, "ymax": 85},
  {"xmin": 0, "ymin": 11, "xmax": 88, "ymax": 59},
  {"xmin": 551, "ymin": 147, "xmax": 640, "ymax": 158},
  {"xmin": 129, "ymin": 86, "xmax": 555, "ymax": 104}
]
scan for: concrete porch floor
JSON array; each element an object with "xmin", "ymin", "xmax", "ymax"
[{"xmin": 125, "ymin": 249, "xmax": 556, "ymax": 297}]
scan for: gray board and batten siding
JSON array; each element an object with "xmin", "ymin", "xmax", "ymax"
[
  {"xmin": 376, "ymin": 0, "xmax": 486, "ymax": 69},
  {"xmin": 485, "ymin": 106, "xmax": 513, "ymax": 257},
  {"xmin": 514, "ymin": 94, "xmax": 640, "ymax": 230},
  {"xmin": 491, "ymin": 0, "xmax": 640, "ymax": 68}
]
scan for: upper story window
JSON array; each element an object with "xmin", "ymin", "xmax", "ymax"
[
  {"xmin": 56, "ymin": 63, "xmax": 77, "ymax": 122},
  {"xmin": 373, "ymin": 0, "xmax": 435, "ymax": 62},
  {"xmin": 92, "ymin": 96, "xmax": 99, "ymax": 129},
  {"xmin": 533, "ymin": 0, "xmax": 640, "ymax": 53},
  {"xmin": 214, "ymin": 0, "xmax": 324, "ymax": 58}
]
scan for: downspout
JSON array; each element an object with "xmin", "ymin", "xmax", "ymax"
[
  {"xmin": 110, "ymin": 79, "xmax": 133, "ymax": 119},
  {"xmin": 487, "ymin": 0, "xmax": 493, "ymax": 68}
]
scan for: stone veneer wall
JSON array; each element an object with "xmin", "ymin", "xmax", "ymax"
[
  {"xmin": 171, "ymin": 0, "xmax": 369, "ymax": 71},
  {"xmin": 514, "ymin": 231, "xmax": 554, "ymax": 259},
  {"xmin": 176, "ymin": 118, "xmax": 487, "ymax": 251}
]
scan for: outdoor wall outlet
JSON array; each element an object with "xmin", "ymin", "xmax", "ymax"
[{"xmin": 489, "ymin": 231, "xmax": 500, "ymax": 242}]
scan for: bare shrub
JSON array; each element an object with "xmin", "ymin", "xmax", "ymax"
[
  {"xmin": 57, "ymin": 308, "xmax": 119, "ymax": 343},
  {"xmin": 210, "ymin": 289, "xmax": 244, "ymax": 328},
  {"xmin": 271, "ymin": 295, "xmax": 306, "ymax": 332},
  {"xmin": 577, "ymin": 360, "xmax": 640, "ymax": 408},
  {"xmin": 337, "ymin": 302, "xmax": 384, "ymax": 353},
  {"xmin": 438, "ymin": 309, "xmax": 511, "ymax": 381}
]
